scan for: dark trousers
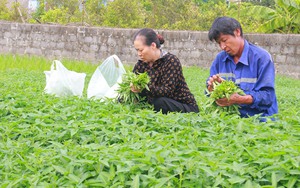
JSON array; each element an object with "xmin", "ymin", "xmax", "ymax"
[{"xmin": 151, "ymin": 97, "xmax": 199, "ymax": 114}]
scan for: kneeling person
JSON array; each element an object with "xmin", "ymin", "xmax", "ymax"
[{"xmin": 131, "ymin": 28, "xmax": 199, "ymax": 114}]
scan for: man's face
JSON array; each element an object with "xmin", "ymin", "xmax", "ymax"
[{"xmin": 216, "ymin": 29, "xmax": 243, "ymax": 57}]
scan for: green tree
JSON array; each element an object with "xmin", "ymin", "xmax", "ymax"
[
  {"xmin": 0, "ymin": 0, "xmax": 11, "ymax": 20},
  {"xmin": 197, "ymin": 1, "xmax": 229, "ymax": 30},
  {"xmin": 227, "ymin": 2, "xmax": 263, "ymax": 33},
  {"xmin": 40, "ymin": 7, "xmax": 72, "ymax": 24},
  {"xmin": 30, "ymin": 1, "xmax": 45, "ymax": 23},
  {"xmin": 84, "ymin": 0, "xmax": 105, "ymax": 26},
  {"xmin": 240, "ymin": 0, "xmax": 300, "ymax": 33},
  {"xmin": 0, "ymin": 0, "xmax": 28, "ymax": 22},
  {"xmin": 242, "ymin": 0, "xmax": 275, "ymax": 8},
  {"xmin": 168, "ymin": 1, "xmax": 203, "ymax": 30},
  {"xmin": 193, "ymin": 0, "xmax": 224, "ymax": 5},
  {"xmin": 40, "ymin": 0, "xmax": 82, "ymax": 24},
  {"xmin": 143, "ymin": 0, "xmax": 203, "ymax": 30},
  {"xmin": 101, "ymin": 0, "xmax": 146, "ymax": 28},
  {"xmin": 10, "ymin": 1, "xmax": 28, "ymax": 22},
  {"xmin": 44, "ymin": 0, "xmax": 78, "ymax": 13}
]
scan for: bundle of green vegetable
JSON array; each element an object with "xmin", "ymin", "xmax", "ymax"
[
  {"xmin": 206, "ymin": 80, "xmax": 245, "ymax": 115},
  {"xmin": 117, "ymin": 71, "xmax": 150, "ymax": 104}
]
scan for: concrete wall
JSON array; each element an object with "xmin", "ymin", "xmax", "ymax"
[{"xmin": 0, "ymin": 21, "xmax": 299, "ymax": 78}]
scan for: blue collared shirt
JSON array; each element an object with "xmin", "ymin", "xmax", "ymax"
[{"xmin": 208, "ymin": 40, "xmax": 278, "ymax": 118}]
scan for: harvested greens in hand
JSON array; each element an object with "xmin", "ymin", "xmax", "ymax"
[
  {"xmin": 206, "ymin": 80, "xmax": 245, "ymax": 115},
  {"xmin": 117, "ymin": 71, "xmax": 150, "ymax": 104}
]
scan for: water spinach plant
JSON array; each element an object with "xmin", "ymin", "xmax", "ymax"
[
  {"xmin": 206, "ymin": 80, "xmax": 245, "ymax": 115},
  {"xmin": 117, "ymin": 71, "xmax": 150, "ymax": 104},
  {"xmin": 0, "ymin": 54, "xmax": 299, "ymax": 187}
]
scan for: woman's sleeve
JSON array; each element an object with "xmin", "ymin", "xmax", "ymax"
[{"xmin": 133, "ymin": 61, "xmax": 144, "ymax": 74}]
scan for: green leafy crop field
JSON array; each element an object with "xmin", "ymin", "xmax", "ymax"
[{"xmin": 0, "ymin": 54, "xmax": 299, "ymax": 187}]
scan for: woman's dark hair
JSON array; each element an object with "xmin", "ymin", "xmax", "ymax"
[
  {"xmin": 208, "ymin": 17, "xmax": 243, "ymax": 42},
  {"xmin": 134, "ymin": 28, "xmax": 164, "ymax": 48}
]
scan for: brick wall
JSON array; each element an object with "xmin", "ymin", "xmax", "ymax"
[{"xmin": 0, "ymin": 21, "xmax": 299, "ymax": 78}]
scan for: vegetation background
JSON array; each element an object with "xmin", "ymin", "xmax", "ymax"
[{"xmin": 1, "ymin": 0, "xmax": 299, "ymax": 34}]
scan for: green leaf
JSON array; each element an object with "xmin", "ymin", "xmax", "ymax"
[
  {"xmin": 286, "ymin": 177, "xmax": 297, "ymax": 188},
  {"xmin": 228, "ymin": 175, "xmax": 246, "ymax": 184},
  {"xmin": 1, "ymin": 55, "xmax": 300, "ymax": 187},
  {"xmin": 155, "ymin": 175, "xmax": 176, "ymax": 188},
  {"xmin": 53, "ymin": 165, "xmax": 67, "ymax": 175},
  {"xmin": 213, "ymin": 174, "xmax": 224, "ymax": 187},
  {"xmin": 272, "ymin": 172, "xmax": 277, "ymax": 187},
  {"xmin": 132, "ymin": 174, "xmax": 140, "ymax": 188},
  {"xmin": 68, "ymin": 174, "xmax": 81, "ymax": 183},
  {"xmin": 243, "ymin": 180, "xmax": 253, "ymax": 188}
]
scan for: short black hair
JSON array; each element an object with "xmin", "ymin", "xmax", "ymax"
[
  {"xmin": 208, "ymin": 16, "xmax": 243, "ymax": 42},
  {"xmin": 133, "ymin": 28, "xmax": 164, "ymax": 48}
]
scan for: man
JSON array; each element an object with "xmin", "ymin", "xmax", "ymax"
[{"xmin": 206, "ymin": 16, "xmax": 278, "ymax": 119}]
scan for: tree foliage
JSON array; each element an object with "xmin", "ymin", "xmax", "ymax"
[
  {"xmin": 40, "ymin": 7, "xmax": 73, "ymax": 24},
  {"xmin": 227, "ymin": 2, "xmax": 263, "ymax": 33},
  {"xmin": 198, "ymin": 1, "xmax": 229, "ymax": 30},
  {"xmin": 0, "ymin": 0, "xmax": 28, "ymax": 22},
  {"xmin": 38, "ymin": 0, "xmax": 81, "ymax": 24},
  {"xmin": 142, "ymin": 0, "xmax": 203, "ymax": 30},
  {"xmin": 101, "ymin": 0, "xmax": 146, "ymax": 28},
  {"xmin": 238, "ymin": 0, "xmax": 300, "ymax": 33},
  {"xmin": 242, "ymin": 0, "xmax": 275, "ymax": 8},
  {"xmin": 0, "ymin": 0, "xmax": 299, "ymax": 34},
  {"xmin": 84, "ymin": 0, "xmax": 105, "ymax": 26},
  {"xmin": 0, "ymin": 0, "xmax": 11, "ymax": 20}
]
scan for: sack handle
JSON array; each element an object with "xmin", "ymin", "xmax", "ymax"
[
  {"xmin": 111, "ymin": 55, "xmax": 125, "ymax": 73},
  {"xmin": 51, "ymin": 60, "xmax": 68, "ymax": 72},
  {"xmin": 112, "ymin": 55, "xmax": 122, "ymax": 66}
]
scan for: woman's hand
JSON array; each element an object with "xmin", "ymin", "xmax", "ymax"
[
  {"xmin": 207, "ymin": 74, "xmax": 224, "ymax": 92},
  {"xmin": 130, "ymin": 83, "xmax": 141, "ymax": 93}
]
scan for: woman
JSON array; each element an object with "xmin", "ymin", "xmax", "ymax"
[{"xmin": 131, "ymin": 28, "xmax": 199, "ymax": 114}]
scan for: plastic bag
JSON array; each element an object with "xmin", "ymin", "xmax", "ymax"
[
  {"xmin": 87, "ymin": 55, "xmax": 126, "ymax": 99},
  {"xmin": 44, "ymin": 60, "xmax": 86, "ymax": 97}
]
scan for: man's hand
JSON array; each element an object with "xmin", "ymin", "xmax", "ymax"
[
  {"xmin": 216, "ymin": 93, "xmax": 253, "ymax": 106},
  {"xmin": 207, "ymin": 74, "xmax": 224, "ymax": 92}
]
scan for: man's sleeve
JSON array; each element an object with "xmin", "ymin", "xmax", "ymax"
[{"xmin": 247, "ymin": 58, "xmax": 276, "ymax": 110}]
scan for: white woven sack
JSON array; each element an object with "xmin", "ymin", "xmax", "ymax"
[
  {"xmin": 87, "ymin": 55, "xmax": 126, "ymax": 99},
  {"xmin": 44, "ymin": 60, "xmax": 86, "ymax": 97}
]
